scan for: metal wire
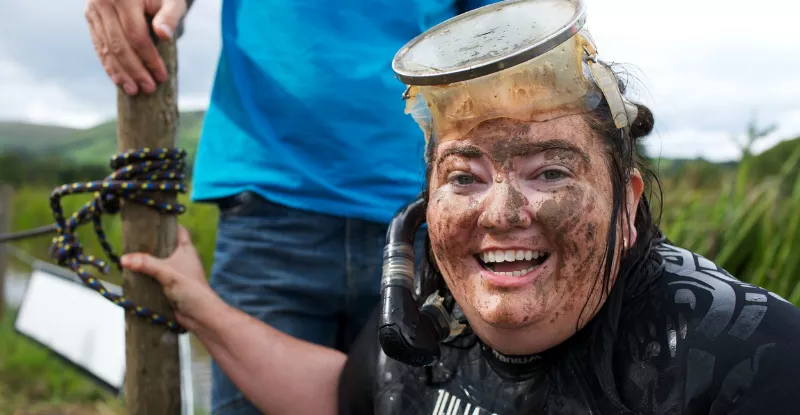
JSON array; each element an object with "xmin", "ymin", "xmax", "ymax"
[{"xmin": 0, "ymin": 224, "xmax": 58, "ymax": 243}]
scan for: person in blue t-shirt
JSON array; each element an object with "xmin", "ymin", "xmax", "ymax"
[{"xmin": 83, "ymin": 0, "xmax": 498, "ymax": 413}]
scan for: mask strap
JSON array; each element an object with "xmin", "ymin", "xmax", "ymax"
[
  {"xmin": 583, "ymin": 46, "xmax": 638, "ymax": 134},
  {"xmin": 403, "ymin": 86, "xmax": 439, "ymax": 161}
]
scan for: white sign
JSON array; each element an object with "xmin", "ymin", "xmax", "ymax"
[{"xmin": 13, "ymin": 261, "xmax": 194, "ymax": 415}]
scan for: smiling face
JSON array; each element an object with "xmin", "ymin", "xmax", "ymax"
[{"xmin": 426, "ymin": 115, "xmax": 643, "ymax": 355}]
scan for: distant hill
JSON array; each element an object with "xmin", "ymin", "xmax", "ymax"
[
  {"xmin": 0, "ymin": 122, "xmax": 82, "ymax": 154},
  {"xmin": 656, "ymin": 137, "xmax": 799, "ymax": 172},
  {"xmin": 747, "ymin": 136, "xmax": 800, "ymax": 178},
  {"xmin": 0, "ymin": 110, "xmax": 206, "ymax": 166},
  {"xmin": 646, "ymin": 156, "xmax": 740, "ymax": 177}
]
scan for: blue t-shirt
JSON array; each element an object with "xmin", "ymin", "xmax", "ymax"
[{"xmin": 190, "ymin": 0, "xmax": 496, "ymax": 224}]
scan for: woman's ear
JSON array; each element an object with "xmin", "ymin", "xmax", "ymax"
[{"xmin": 624, "ymin": 168, "xmax": 644, "ymax": 248}]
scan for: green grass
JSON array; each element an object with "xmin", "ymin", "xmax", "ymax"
[
  {"xmin": 654, "ymin": 141, "xmax": 800, "ymax": 303},
  {"xmin": 0, "ymin": 308, "xmax": 212, "ymax": 415},
  {"xmin": 0, "ymin": 305, "xmax": 216, "ymax": 414},
  {"xmin": 0, "ymin": 308, "xmax": 125, "ymax": 415},
  {"xmin": 7, "ymin": 185, "xmax": 219, "ymax": 284}
]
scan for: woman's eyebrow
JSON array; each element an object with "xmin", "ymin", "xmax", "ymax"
[
  {"xmin": 435, "ymin": 144, "xmax": 484, "ymax": 168},
  {"xmin": 434, "ymin": 139, "xmax": 591, "ymax": 169},
  {"xmin": 491, "ymin": 139, "xmax": 591, "ymax": 163}
]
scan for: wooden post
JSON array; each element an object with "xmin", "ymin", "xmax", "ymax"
[
  {"xmin": 116, "ymin": 34, "xmax": 182, "ymax": 414},
  {"xmin": 0, "ymin": 184, "xmax": 11, "ymax": 319}
]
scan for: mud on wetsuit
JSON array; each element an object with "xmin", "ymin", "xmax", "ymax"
[{"xmin": 338, "ymin": 243, "xmax": 800, "ymax": 414}]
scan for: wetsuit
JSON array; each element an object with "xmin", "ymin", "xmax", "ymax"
[{"xmin": 338, "ymin": 242, "xmax": 800, "ymax": 414}]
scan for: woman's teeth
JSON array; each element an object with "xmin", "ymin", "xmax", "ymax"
[
  {"xmin": 479, "ymin": 249, "xmax": 550, "ymax": 277},
  {"xmin": 481, "ymin": 250, "xmax": 545, "ymax": 263},
  {"xmin": 493, "ymin": 265, "xmax": 538, "ymax": 277}
]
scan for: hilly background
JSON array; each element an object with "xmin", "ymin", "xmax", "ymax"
[
  {"xmin": 0, "ymin": 111, "xmax": 207, "ymax": 187},
  {"xmin": 0, "ymin": 110, "xmax": 798, "ymax": 189},
  {"xmin": 0, "ymin": 110, "xmax": 206, "ymax": 165}
]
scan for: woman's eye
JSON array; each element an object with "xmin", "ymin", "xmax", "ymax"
[
  {"xmin": 450, "ymin": 173, "xmax": 475, "ymax": 186},
  {"xmin": 538, "ymin": 169, "xmax": 568, "ymax": 182}
]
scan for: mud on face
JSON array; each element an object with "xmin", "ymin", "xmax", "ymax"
[{"xmin": 425, "ymin": 116, "xmax": 617, "ymax": 355}]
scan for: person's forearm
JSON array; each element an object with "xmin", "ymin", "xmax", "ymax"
[{"xmin": 193, "ymin": 299, "xmax": 347, "ymax": 415}]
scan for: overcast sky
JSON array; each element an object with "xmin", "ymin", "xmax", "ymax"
[{"xmin": 1, "ymin": 0, "xmax": 797, "ymax": 162}]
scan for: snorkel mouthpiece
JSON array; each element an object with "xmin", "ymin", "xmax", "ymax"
[{"xmin": 379, "ymin": 198, "xmax": 448, "ymax": 366}]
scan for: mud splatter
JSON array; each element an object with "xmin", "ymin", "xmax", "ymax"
[
  {"xmin": 538, "ymin": 199, "xmax": 560, "ymax": 230},
  {"xmin": 533, "ymin": 180, "xmax": 612, "ymax": 329},
  {"xmin": 585, "ymin": 223, "xmax": 596, "ymax": 242},
  {"xmin": 501, "ymin": 184, "xmax": 529, "ymax": 226},
  {"xmin": 507, "ymin": 185, "xmax": 528, "ymax": 211},
  {"xmin": 427, "ymin": 187, "xmax": 482, "ymax": 286},
  {"xmin": 434, "ymin": 191, "xmax": 446, "ymax": 205}
]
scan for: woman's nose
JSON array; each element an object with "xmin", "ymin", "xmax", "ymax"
[{"xmin": 477, "ymin": 181, "xmax": 531, "ymax": 231}]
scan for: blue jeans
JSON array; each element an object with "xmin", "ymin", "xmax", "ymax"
[{"xmin": 207, "ymin": 191, "xmax": 425, "ymax": 415}]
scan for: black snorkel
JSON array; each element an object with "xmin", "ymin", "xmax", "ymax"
[{"xmin": 378, "ymin": 197, "xmax": 464, "ymax": 367}]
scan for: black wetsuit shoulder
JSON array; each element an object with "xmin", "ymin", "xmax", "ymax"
[
  {"xmin": 338, "ymin": 243, "xmax": 800, "ymax": 414},
  {"xmin": 617, "ymin": 242, "xmax": 800, "ymax": 414}
]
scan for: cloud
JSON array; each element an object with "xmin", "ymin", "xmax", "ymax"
[
  {"xmin": 0, "ymin": 0, "xmax": 221, "ymax": 128},
  {"xmin": 0, "ymin": 58, "xmax": 106, "ymax": 127},
  {"xmin": 587, "ymin": 0, "xmax": 800, "ymax": 158},
  {"xmin": 0, "ymin": 0, "xmax": 798, "ymax": 160}
]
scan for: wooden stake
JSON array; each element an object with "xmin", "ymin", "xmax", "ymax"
[
  {"xmin": 0, "ymin": 184, "xmax": 12, "ymax": 319},
  {"xmin": 116, "ymin": 34, "xmax": 182, "ymax": 414}
]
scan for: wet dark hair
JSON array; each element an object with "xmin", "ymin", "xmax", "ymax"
[
  {"xmin": 577, "ymin": 68, "xmax": 666, "ymax": 413},
  {"xmin": 416, "ymin": 63, "xmax": 665, "ymax": 412}
]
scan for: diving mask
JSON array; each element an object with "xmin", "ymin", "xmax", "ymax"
[{"xmin": 392, "ymin": 0, "xmax": 638, "ymax": 149}]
